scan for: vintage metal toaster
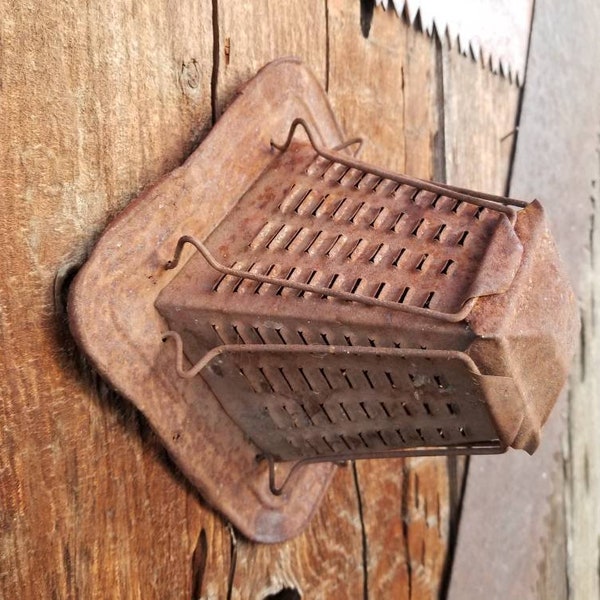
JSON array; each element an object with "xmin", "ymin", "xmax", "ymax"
[{"xmin": 157, "ymin": 118, "xmax": 578, "ymax": 468}]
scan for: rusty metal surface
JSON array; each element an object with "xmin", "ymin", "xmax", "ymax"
[
  {"xmin": 156, "ymin": 120, "xmax": 578, "ymax": 467},
  {"xmin": 70, "ymin": 55, "xmax": 578, "ymax": 542},
  {"xmin": 163, "ymin": 334, "xmax": 506, "ymax": 460},
  {"xmin": 68, "ymin": 58, "xmax": 344, "ymax": 544},
  {"xmin": 160, "ymin": 118, "xmax": 525, "ymax": 324},
  {"xmin": 376, "ymin": 0, "xmax": 534, "ymax": 84}
]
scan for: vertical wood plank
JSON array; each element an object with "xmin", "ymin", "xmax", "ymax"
[
  {"xmin": 327, "ymin": 1, "xmax": 408, "ymax": 172},
  {"xmin": 229, "ymin": 468, "xmax": 364, "ymax": 599},
  {"xmin": 214, "ymin": 0, "xmax": 328, "ymax": 115},
  {"xmin": 564, "ymin": 147, "xmax": 600, "ymax": 598},
  {"xmin": 0, "ymin": 2, "xmax": 232, "ymax": 598},
  {"xmin": 442, "ymin": 50, "xmax": 520, "ymax": 194}
]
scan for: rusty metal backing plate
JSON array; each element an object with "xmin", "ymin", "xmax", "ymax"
[{"xmin": 68, "ymin": 58, "xmax": 346, "ymax": 543}]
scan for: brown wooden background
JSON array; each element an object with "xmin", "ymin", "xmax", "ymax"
[{"xmin": 6, "ymin": 1, "xmax": 585, "ymax": 598}]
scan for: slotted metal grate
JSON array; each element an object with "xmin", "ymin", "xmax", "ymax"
[
  {"xmin": 187, "ymin": 344, "xmax": 500, "ymax": 461},
  {"xmin": 212, "ymin": 143, "xmax": 515, "ymax": 316},
  {"xmin": 156, "ymin": 118, "xmax": 576, "ymax": 475}
]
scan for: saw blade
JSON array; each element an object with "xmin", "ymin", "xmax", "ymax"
[
  {"xmin": 448, "ymin": 0, "xmax": 600, "ymax": 594},
  {"xmin": 376, "ymin": 0, "xmax": 534, "ymax": 84}
]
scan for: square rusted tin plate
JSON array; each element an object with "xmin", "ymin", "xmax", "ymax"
[{"xmin": 68, "ymin": 58, "xmax": 342, "ymax": 543}]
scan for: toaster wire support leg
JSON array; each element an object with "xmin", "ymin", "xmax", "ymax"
[{"xmin": 256, "ymin": 454, "xmax": 312, "ymax": 496}]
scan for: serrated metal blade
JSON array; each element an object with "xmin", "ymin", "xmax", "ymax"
[{"xmin": 376, "ymin": 0, "xmax": 534, "ymax": 84}]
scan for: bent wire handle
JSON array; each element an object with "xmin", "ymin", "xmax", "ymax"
[
  {"xmin": 165, "ymin": 236, "xmax": 476, "ymax": 323},
  {"xmin": 271, "ymin": 117, "xmax": 529, "ymax": 220},
  {"xmin": 256, "ymin": 454, "xmax": 345, "ymax": 496},
  {"xmin": 162, "ymin": 330, "xmax": 482, "ymax": 379}
]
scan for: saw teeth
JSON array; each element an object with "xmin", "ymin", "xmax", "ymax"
[{"xmin": 376, "ymin": 0, "xmax": 533, "ymax": 86}]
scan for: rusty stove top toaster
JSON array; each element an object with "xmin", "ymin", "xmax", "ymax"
[{"xmin": 68, "ymin": 59, "xmax": 578, "ymax": 543}]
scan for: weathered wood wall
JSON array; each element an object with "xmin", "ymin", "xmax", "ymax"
[{"xmin": 1, "ymin": 2, "xmax": 522, "ymax": 598}]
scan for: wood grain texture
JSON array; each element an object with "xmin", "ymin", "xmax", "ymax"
[
  {"xmin": 442, "ymin": 49, "xmax": 520, "ymax": 194},
  {"xmin": 0, "ymin": 2, "xmax": 224, "ymax": 599},
  {"xmin": 565, "ymin": 147, "xmax": 600, "ymax": 599},
  {"xmin": 214, "ymin": 0, "xmax": 327, "ymax": 117},
  {"xmin": 1, "ymin": 1, "xmax": 524, "ymax": 598},
  {"xmin": 228, "ymin": 467, "xmax": 364, "ymax": 599}
]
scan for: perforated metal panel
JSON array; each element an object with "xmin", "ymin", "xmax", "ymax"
[
  {"xmin": 197, "ymin": 345, "xmax": 500, "ymax": 461},
  {"xmin": 199, "ymin": 138, "xmax": 522, "ymax": 323}
]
